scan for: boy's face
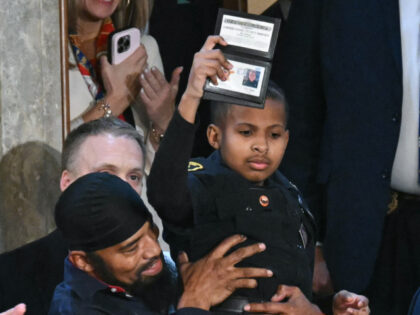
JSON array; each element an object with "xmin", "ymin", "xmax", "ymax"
[{"xmin": 208, "ymin": 98, "xmax": 289, "ymax": 185}]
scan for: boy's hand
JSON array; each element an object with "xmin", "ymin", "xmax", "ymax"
[
  {"xmin": 177, "ymin": 234, "xmax": 272, "ymax": 310},
  {"xmin": 244, "ymin": 285, "xmax": 322, "ymax": 314},
  {"xmin": 333, "ymin": 290, "xmax": 370, "ymax": 315},
  {"xmin": 179, "ymin": 35, "xmax": 232, "ymax": 123},
  {"xmin": 184, "ymin": 35, "xmax": 232, "ymax": 100}
]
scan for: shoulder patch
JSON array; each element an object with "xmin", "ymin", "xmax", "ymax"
[{"xmin": 188, "ymin": 161, "xmax": 204, "ymax": 172}]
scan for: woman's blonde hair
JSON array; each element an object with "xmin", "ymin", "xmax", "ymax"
[
  {"xmin": 112, "ymin": 0, "xmax": 154, "ymax": 31},
  {"xmin": 68, "ymin": 0, "xmax": 154, "ymax": 34}
]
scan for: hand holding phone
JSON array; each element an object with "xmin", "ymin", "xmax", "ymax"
[
  {"xmin": 108, "ymin": 27, "xmax": 141, "ymax": 64},
  {"xmin": 99, "ymin": 27, "xmax": 146, "ymax": 116}
]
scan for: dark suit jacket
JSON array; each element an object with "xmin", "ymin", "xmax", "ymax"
[
  {"xmin": 409, "ymin": 288, "xmax": 420, "ymax": 315},
  {"xmin": 0, "ymin": 230, "xmax": 68, "ymax": 315},
  {"xmin": 272, "ymin": 0, "xmax": 402, "ymax": 292},
  {"xmin": 149, "ymin": 0, "xmax": 222, "ymax": 158}
]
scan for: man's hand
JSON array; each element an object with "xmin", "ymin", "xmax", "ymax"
[
  {"xmin": 0, "ymin": 304, "xmax": 26, "ymax": 315},
  {"xmin": 177, "ymin": 234, "xmax": 273, "ymax": 310},
  {"xmin": 333, "ymin": 290, "xmax": 370, "ymax": 315},
  {"xmin": 245, "ymin": 285, "xmax": 322, "ymax": 315},
  {"xmin": 179, "ymin": 35, "xmax": 232, "ymax": 124},
  {"xmin": 140, "ymin": 66, "xmax": 183, "ymax": 136},
  {"xmin": 313, "ymin": 246, "xmax": 334, "ymax": 296}
]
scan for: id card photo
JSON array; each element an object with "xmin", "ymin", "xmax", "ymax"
[{"xmin": 207, "ymin": 59, "xmax": 266, "ymax": 97}]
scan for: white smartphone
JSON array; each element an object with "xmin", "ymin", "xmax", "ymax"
[{"xmin": 108, "ymin": 27, "xmax": 141, "ymax": 65}]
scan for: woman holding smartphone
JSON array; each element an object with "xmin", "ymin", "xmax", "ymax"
[{"xmin": 68, "ymin": 0, "xmax": 182, "ymax": 172}]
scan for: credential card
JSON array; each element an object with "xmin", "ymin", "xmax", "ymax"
[{"xmin": 219, "ymin": 15, "xmax": 274, "ymax": 53}]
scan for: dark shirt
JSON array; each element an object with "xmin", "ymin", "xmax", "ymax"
[
  {"xmin": 49, "ymin": 258, "xmax": 209, "ymax": 315},
  {"xmin": 0, "ymin": 229, "xmax": 68, "ymax": 315}
]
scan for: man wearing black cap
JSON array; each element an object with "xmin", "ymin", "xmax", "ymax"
[
  {"xmin": 0, "ymin": 118, "xmax": 268, "ymax": 314},
  {"xmin": 49, "ymin": 172, "xmax": 272, "ymax": 314},
  {"xmin": 0, "ymin": 118, "xmax": 160, "ymax": 314}
]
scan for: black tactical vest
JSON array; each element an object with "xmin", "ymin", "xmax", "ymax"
[{"xmin": 166, "ymin": 151, "xmax": 316, "ymax": 301}]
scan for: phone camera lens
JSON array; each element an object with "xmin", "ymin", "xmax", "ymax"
[{"xmin": 117, "ymin": 35, "xmax": 131, "ymax": 53}]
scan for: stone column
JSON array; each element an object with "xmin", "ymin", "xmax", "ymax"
[{"xmin": 0, "ymin": 0, "xmax": 63, "ymax": 252}]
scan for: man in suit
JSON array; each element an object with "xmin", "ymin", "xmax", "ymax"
[
  {"xmin": 408, "ymin": 288, "xmax": 420, "ymax": 315},
  {"xmin": 271, "ymin": 0, "xmax": 420, "ymax": 314}
]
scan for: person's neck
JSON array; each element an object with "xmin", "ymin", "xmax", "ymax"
[{"xmin": 76, "ymin": 17, "xmax": 103, "ymax": 42}]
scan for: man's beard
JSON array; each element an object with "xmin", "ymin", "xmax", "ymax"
[{"xmin": 87, "ymin": 252, "xmax": 177, "ymax": 314}]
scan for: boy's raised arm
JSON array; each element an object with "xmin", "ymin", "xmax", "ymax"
[{"xmin": 147, "ymin": 36, "xmax": 232, "ymax": 226}]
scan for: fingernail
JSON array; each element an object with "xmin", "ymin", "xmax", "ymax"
[
  {"xmin": 141, "ymin": 73, "xmax": 145, "ymax": 80},
  {"xmin": 259, "ymin": 243, "xmax": 266, "ymax": 250},
  {"xmin": 144, "ymin": 68, "xmax": 149, "ymax": 73},
  {"xmin": 267, "ymin": 270, "xmax": 273, "ymax": 276},
  {"xmin": 141, "ymin": 88, "xmax": 144, "ymax": 94},
  {"xmin": 152, "ymin": 66, "xmax": 157, "ymax": 71},
  {"xmin": 228, "ymin": 63, "xmax": 233, "ymax": 69},
  {"xmin": 243, "ymin": 305, "xmax": 250, "ymax": 311}
]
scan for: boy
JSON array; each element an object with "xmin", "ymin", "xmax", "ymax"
[{"xmin": 147, "ymin": 36, "xmax": 316, "ymax": 307}]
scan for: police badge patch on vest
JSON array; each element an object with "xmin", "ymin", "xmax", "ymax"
[{"xmin": 188, "ymin": 161, "xmax": 204, "ymax": 172}]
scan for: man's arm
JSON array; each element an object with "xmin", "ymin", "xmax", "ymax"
[{"xmin": 177, "ymin": 234, "xmax": 273, "ymax": 311}]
